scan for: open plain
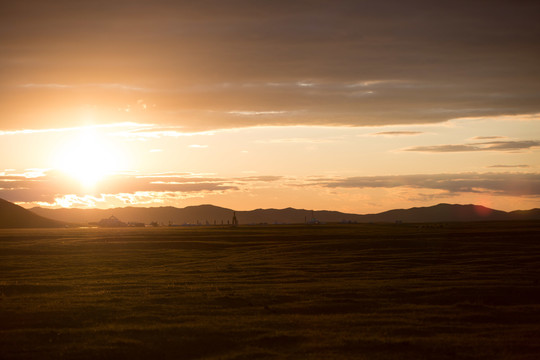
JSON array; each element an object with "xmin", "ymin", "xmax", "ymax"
[{"xmin": 1, "ymin": 222, "xmax": 540, "ymax": 359}]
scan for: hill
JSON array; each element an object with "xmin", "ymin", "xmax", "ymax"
[
  {"xmin": 356, "ymin": 203, "xmax": 510, "ymax": 223},
  {"xmin": 0, "ymin": 198, "xmax": 66, "ymax": 228},
  {"xmin": 30, "ymin": 204, "xmax": 236, "ymax": 226},
  {"xmin": 506, "ymin": 208, "xmax": 540, "ymax": 220},
  {"xmin": 29, "ymin": 203, "xmax": 540, "ymax": 226}
]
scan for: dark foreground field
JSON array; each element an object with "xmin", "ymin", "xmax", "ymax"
[{"xmin": 1, "ymin": 222, "xmax": 540, "ymax": 359}]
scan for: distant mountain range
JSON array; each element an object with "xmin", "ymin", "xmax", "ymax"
[
  {"xmin": 1, "ymin": 197, "xmax": 539, "ymax": 228},
  {"xmin": 26, "ymin": 202, "xmax": 540, "ymax": 227},
  {"xmin": 0, "ymin": 198, "xmax": 66, "ymax": 228}
]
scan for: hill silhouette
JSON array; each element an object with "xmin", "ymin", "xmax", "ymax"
[
  {"xmin": 357, "ymin": 203, "xmax": 510, "ymax": 223},
  {"xmin": 30, "ymin": 204, "xmax": 236, "ymax": 226},
  {"xmin": 29, "ymin": 203, "xmax": 540, "ymax": 226},
  {"xmin": 0, "ymin": 198, "xmax": 66, "ymax": 228}
]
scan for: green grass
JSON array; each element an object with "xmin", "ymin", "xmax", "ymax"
[{"xmin": 1, "ymin": 222, "xmax": 540, "ymax": 359}]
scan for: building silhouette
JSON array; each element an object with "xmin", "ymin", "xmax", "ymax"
[{"xmin": 97, "ymin": 215, "xmax": 127, "ymax": 227}]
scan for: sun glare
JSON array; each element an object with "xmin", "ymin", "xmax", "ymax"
[{"xmin": 54, "ymin": 128, "xmax": 123, "ymax": 187}]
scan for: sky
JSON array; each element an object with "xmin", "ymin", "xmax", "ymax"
[{"xmin": 1, "ymin": 0, "xmax": 540, "ymax": 213}]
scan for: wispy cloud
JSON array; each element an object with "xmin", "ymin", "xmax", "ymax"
[
  {"xmin": 488, "ymin": 164, "xmax": 530, "ymax": 168},
  {"xmin": 0, "ymin": 169, "xmax": 48, "ymax": 179},
  {"xmin": 456, "ymin": 114, "xmax": 540, "ymax": 124},
  {"xmin": 256, "ymin": 137, "xmax": 335, "ymax": 144},
  {"xmin": 20, "ymin": 83, "xmax": 152, "ymax": 92},
  {"xmin": 472, "ymin": 136, "xmax": 506, "ymax": 140},
  {"xmin": 296, "ymin": 81, "xmax": 315, "ymax": 88},
  {"xmin": 227, "ymin": 110, "xmax": 289, "ymax": 116},
  {"xmin": 372, "ymin": 131, "xmax": 424, "ymax": 136},
  {"xmin": 0, "ymin": 122, "xmax": 148, "ymax": 136},
  {"xmin": 113, "ymin": 126, "xmax": 217, "ymax": 139},
  {"xmin": 404, "ymin": 140, "xmax": 540, "ymax": 153},
  {"xmin": 36, "ymin": 191, "xmax": 221, "ymax": 209},
  {"xmin": 233, "ymin": 176, "xmax": 283, "ymax": 182}
]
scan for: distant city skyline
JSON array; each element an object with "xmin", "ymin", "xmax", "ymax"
[{"xmin": 1, "ymin": 1, "xmax": 539, "ymax": 213}]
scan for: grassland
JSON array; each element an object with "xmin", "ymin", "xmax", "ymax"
[{"xmin": 1, "ymin": 222, "xmax": 540, "ymax": 359}]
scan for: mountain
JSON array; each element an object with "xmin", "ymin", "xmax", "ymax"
[
  {"xmin": 0, "ymin": 198, "xmax": 66, "ymax": 228},
  {"xmin": 29, "ymin": 204, "xmax": 236, "ymax": 226},
  {"xmin": 29, "ymin": 205, "xmax": 363, "ymax": 225},
  {"xmin": 356, "ymin": 203, "xmax": 510, "ymax": 223},
  {"xmin": 29, "ymin": 203, "xmax": 540, "ymax": 226},
  {"xmin": 507, "ymin": 208, "xmax": 540, "ymax": 220}
]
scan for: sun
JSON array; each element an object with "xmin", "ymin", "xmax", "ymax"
[{"xmin": 54, "ymin": 127, "xmax": 123, "ymax": 187}]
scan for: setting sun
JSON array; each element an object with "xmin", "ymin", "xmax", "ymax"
[
  {"xmin": 0, "ymin": 0, "xmax": 538, "ymax": 214},
  {"xmin": 1, "ymin": 2, "xmax": 539, "ymax": 359},
  {"xmin": 53, "ymin": 127, "xmax": 124, "ymax": 187}
]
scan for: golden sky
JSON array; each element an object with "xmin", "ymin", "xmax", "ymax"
[{"xmin": 1, "ymin": 0, "xmax": 539, "ymax": 212}]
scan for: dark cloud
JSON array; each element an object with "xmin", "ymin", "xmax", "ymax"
[
  {"xmin": 404, "ymin": 140, "xmax": 540, "ymax": 152},
  {"xmin": 316, "ymin": 173, "xmax": 540, "ymax": 196},
  {"xmin": 1, "ymin": 1, "xmax": 539, "ymax": 130}
]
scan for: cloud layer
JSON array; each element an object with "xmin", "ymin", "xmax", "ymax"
[
  {"xmin": 0, "ymin": 170, "xmax": 285, "ymax": 206},
  {"xmin": 1, "ymin": 0, "xmax": 539, "ymax": 131},
  {"xmin": 2, "ymin": 170, "xmax": 539, "ymax": 209},
  {"xmin": 315, "ymin": 173, "xmax": 540, "ymax": 196}
]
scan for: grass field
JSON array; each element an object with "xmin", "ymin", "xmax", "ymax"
[{"xmin": 1, "ymin": 222, "xmax": 540, "ymax": 359}]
